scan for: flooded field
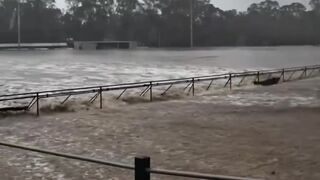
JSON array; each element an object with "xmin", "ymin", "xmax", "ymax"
[
  {"xmin": 0, "ymin": 46, "xmax": 320, "ymax": 180},
  {"xmin": 1, "ymin": 46, "xmax": 320, "ymax": 95},
  {"xmin": 0, "ymin": 77, "xmax": 320, "ymax": 180}
]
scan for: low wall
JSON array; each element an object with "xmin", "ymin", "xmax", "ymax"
[
  {"xmin": 74, "ymin": 41, "xmax": 137, "ymax": 50},
  {"xmin": 0, "ymin": 43, "xmax": 68, "ymax": 49}
]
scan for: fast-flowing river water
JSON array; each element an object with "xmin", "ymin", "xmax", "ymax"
[{"xmin": 1, "ymin": 46, "xmax": 320, "ymax": 95}]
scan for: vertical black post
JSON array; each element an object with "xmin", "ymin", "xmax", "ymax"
[
  {"xmin": 99, "ymin": 87, "xmax": 103, "ymax": 109},
  {"xmin": 282, "ymin": 69, "xmax": 285, "ymax": 82},
  {"xmin": 305, "ymin": 66, "xmax": 307, "ymax": 77},
  {"xmin": 192, "ymin": 78, "xmax": 195, "ymax": 96},
  {"xmin": 135, "ymin": 156, "xmax": 150, "ymax": 180},
  {"xmin": 36, "ymin": 93, "xmax": 39, "ymax": 116},
  {"xmin": 229, "ymin": 73, "xmax": 232, "ymax": 90},
  {"xmin": 149, "ymin": 82, "xmax": 153, "ymax": 102},
  {"xmin": 257, "ymin": 71, "xmax": 260, "ymax": 83}
]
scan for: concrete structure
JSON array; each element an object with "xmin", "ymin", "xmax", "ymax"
[
  {"xmin": 73, "ymin": 41, "xmax": 137, "ymax": 50},
  {"xmin": 0, "ymin": 43, "xmax": 68, "ymax": 50}
]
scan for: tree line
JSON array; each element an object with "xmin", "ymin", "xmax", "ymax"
[{"xmin": 0, "ymin": 0, "xmax": 320, "ymax": 47}]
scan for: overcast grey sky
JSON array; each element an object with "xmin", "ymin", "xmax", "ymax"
[{"xmin": 55, "ymin": 0, "xmax": 311, "ymax": 11}]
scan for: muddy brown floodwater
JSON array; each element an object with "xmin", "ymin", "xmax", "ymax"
[{"xmin": 0, "ymin": 77, "xmax": 320, "ymax": 180}]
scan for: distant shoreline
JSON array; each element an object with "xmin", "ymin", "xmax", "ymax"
[{"xmin": 0, "ymin": 43, "xmax": 319, "ymax": 51}]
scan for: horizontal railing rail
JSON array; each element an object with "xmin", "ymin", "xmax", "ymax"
[
  {"xmin": 0, "ymin": 141, "xmax": 262, "ymax": 180},
  {"xmin": 0, "ymin": 141, "xmax": 134, "ymax": 170}
]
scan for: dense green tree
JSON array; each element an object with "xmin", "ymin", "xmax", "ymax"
[
  {"xmin": 0, "ymin": 0, "xmax": 63, "ymax": 43},
  {"xmin": 247, "ymin": 0, "xmax": 280, "ymax": 16},
  {"xmin": 280, "ymin": 3, "xmax": 306, "ymax": 17},
  {"xmin": 64, "ymin": 0, "xmax": 115, "ymax": 40},
  {"xmin": 310, "ymin": 0, "xmax": 320, "ymax": 12},
  {"xmin": 0, "ymin": 0, "xmax": 320, "ymax": 46}
]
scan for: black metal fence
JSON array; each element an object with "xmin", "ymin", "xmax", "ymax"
[
  {"xmin": 1, "ymin": 64, "xmax": 320, "ymax": 115},
  {"xmin": 0, "ymin": 141, "xmax": 261, "ymax": 180}
]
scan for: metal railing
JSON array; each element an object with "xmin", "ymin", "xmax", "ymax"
[
  {"xmin": 1, "ymin": 64, "xmax": 320, "ymax": 115},
  {"xmin": 0, "ymin": 141, "xmax": 262, "ymax": 180}
]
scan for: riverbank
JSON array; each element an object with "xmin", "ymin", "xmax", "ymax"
[{"xmin": 0, "ymin": 77, "xmax": 319, "ymax": 179}]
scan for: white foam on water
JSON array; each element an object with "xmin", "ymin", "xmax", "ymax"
[
  {"xmin": 1, "ymin": 48, "xmax": 320, "ymax": 108},
  {"xmin": 196, "ymin": 91, "xmax": 320, "ymax": 108}
]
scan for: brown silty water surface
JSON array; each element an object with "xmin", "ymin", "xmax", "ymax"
[
  {"xmin": 0, "ymin": 76, "xmax": 320, "ymax": 180},
  {"xmin": 1, "ymin": 46, "xmax": 320, "ymax": 95},
  {"xmin": 0, "ymin": 47, "xmax": 320, "ymax": 179}
]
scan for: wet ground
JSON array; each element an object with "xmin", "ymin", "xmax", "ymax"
[{"xmin": 0, "ymin": 77, "xmax": 320, "ymax": 180}]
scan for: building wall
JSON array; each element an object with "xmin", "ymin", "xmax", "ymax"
[{"xmin": 74, "ymin": 41, "xmax": 137, "ymax": 50}]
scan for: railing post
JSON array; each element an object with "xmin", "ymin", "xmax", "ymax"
[
  {"xmin": 305, "ymin": 66, "xmax": 307, "ymax": 77},
  {"xmin": 149, "ymin": 82, "xmax": 153, "ymax": 102},
  {"xmin": 257, "ymin": 71, "xmax": 260, "ymax": 83},
  {"xmin": 36, "ymin": 93, "xmax": 40, "ymax": 116},
  {"xmin": 99, "ymin": 87, "xmax": 103, "ymax": 109},
  {"xmin": 192, "ymin": 78, "xmax": 195, "ymax": 96},
  {"xmin": 135, "ymin": 156, "xmax": 150, "ymax": 180},
  {"xmin": 229, "ymin": 73, "xmax": 232, "ymax": 90}
]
